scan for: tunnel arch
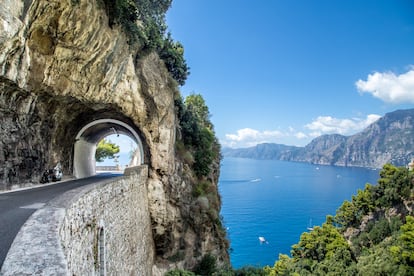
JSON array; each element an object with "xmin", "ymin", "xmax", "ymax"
[{"xmin": 73, "ymin": 119, "xmax": 144, "ymax": 178}]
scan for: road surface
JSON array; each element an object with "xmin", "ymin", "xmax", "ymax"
[{"xmin": 0, "ymin": 173, "xmax": 121, "ymax": 269}]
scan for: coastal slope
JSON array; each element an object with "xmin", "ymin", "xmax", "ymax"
[{"xmin": 223, "ymin": 108, "xmax": 414, "ymax": 168}]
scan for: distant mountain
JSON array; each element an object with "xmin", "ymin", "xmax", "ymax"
[
  {"xmin": 222, "ymin": 108, "xmax": 414, "ymax": 168},
  {"xmin": 221, "ymin": 143, "xmax": 300, "ymax": 160}
]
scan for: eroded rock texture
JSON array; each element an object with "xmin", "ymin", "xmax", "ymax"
[{"xmin": 0, "ymin": 0, "xmax": 228, "ymax": 272}]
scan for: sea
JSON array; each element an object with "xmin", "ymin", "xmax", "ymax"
[
  {"xmin": 219, "ymin": 157, "xmax": 380, "ymax": 269},
  {"xmin": 98, "ymin": 152, "xmax": 131, "ymax": 167}
]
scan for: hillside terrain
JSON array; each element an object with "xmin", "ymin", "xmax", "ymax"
[{"xmin": 223, "ymin": 108, "xmax": 414, "ymax": 168}]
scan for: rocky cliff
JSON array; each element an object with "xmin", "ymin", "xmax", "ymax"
[
  {"xmin": 223, "ymin": 109, "xmax": 414, "ymax": 168},
  {"xmin": 0, "ymin": 0, "xmax": 228, "ymax": 272}
]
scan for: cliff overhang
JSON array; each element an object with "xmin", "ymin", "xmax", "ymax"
[{"xmin": 0, "ymin": 0, "xmax": 229, "ymax": 272}]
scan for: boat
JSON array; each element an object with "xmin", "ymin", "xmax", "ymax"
[
  {"xmin": 307, "ymin": 219, "xmax": 314, "ymax": 231},
  {"xmin": 258, "ymin": 236, "xmax": 268, "ymax": 244}
]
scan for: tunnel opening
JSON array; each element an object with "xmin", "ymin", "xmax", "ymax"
[
  {"xmin": 0, "ymin": 80, "xmax": 149, "ymax": 188},
  {"xmin": 73, "ymin": 119, "xmax": 144, "ymax": 178},
  {"xmin": 95, "ymin": 134, "xmax": 138, "ymax": 172}
]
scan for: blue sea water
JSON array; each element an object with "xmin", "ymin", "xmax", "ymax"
[
  {"xmin": 219, "ymin": 157, "xmax": 380, "ymax": 269},
  {"xmin": 98, "ymin": 152, "xmax": 131, "ymax": 167}
]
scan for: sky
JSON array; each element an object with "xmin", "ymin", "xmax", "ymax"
[{"xmin": 165, "ymin": 0, "xmax": 414, "ymax": 148}]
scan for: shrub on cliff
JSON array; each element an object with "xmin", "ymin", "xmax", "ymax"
[
  {"xmin": 97, "ymin": 0, "xmax": 189, "ymax": 85},
  {"xmin": 176, "ymin": 94, "xmax": 220, "ymax": 179},
  {"xmin": 158, "ymin": 33, "xmax": 190, "ymax": 86}
]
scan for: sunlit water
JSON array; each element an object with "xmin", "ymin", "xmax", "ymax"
[{"xmin": 219, "ymin": 157, "xmax": 380, "ymax": 268}]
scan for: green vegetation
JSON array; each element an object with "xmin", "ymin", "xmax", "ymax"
[
  {"xmin": 176, "ymin": 94, "xmax": 222, "ymax": 223},
  {"xmin": 99, "ymin": 0, "xmax": 189, "ymax": 85},
  {"xmin": 166, "ymin": 261, "xmax": 267, "ymax": 276},
  {"xmin": 164, "ymin": 164, "xmax": 414, "ymax": 275},
  {"xmin": 176, "ymin": 94, "xmax": 220, "ymax": 179},
  {"xmin": 95, "ymin": 138, "xmax": 120, "ymax": 162},
  {"xmin": 163, "ymin": 160, "xmax": 414, "ymax": 275},
  {"xmin": 264, "ymin": 164, "xmax": 414, "ymax": 275}
]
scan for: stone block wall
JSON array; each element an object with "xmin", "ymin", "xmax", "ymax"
[
  {"xmin": 60, "ymin": 165, "xmax": 154, "ymax": 275},
  {"xmin": 1, "ymin": 165, "xmax": 155, "ymax": 275}
]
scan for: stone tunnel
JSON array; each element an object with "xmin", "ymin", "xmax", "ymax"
[
  {"xmin": 0, "ymin": 80, "xmax": 150, "ymax": 190},
  {"xmin": 74, "ymin": 118, "xmax": 144, "ymax": 178}
]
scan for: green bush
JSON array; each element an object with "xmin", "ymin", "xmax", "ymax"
[
  {"xmin": 176, "ymin": 94, "xmax": 219, "ymax": 178},
  {"xmin": 194, "ymin": 254, "xmax": 217, "ymax": 276},
  {"xmin": 233, "ymin": 266, "xmax": 266, "ymax": 275},
  {"xmin": 101, "ymin": 0, "xmax": 189, "ymax": 84},
  {"xmin": 369, "ymin": 218, "xmax": 391, "ymax": 244},
  {"xmin": 165, "ymin": 269, "xmax": 195, "ymax": 276},
  {"xmin": 158, "ymin": 33, "xmax": 189, "ymax": 86}
]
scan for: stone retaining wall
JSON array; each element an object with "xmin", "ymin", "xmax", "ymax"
[{"xmin": 1, "ymin": 165, "xmax": 155, "ymax": 275}]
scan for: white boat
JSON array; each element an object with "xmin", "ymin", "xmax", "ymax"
[
  {"xmin": 307, "ymin": 219, "xmax": 314, "ymax": 231},
  {"xmin": 258, "ymin": 236, "xmax": 268, "ymax": 244}
]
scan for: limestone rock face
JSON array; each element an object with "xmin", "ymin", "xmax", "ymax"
[
  {"xmin": 0, "ymin": 0, "xmax": 228, "ymax": 272},
  {"xmin": 223, "ymin": 109, "xmax": 414, "ymax": 169}
]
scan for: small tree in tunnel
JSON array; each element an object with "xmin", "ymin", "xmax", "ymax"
[{"xmin": 95, "ymin": 138, "xmax": 120, "ymax": 162}]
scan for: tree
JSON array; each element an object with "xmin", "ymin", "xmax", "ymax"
[
  {"xmin": 194, "ymin": 254, "xmax": 217, "ymax": 276},
  {"xmin": 176, "ymin": 94, "xmax": 218, "ymax": 178},
  {"xmin": 290, "ymin": 222, "xmax": 352, "ymax": 274},
  {"xmin": 95, "ymin": 138, "xmax": 120, "ymax": 162},
  {"xmin": 185, "ymin": 94, "xmax": 211, "ymax": 129},
  {"xmin": 400, "ymin": 216, "xmax": 414, "ymax": 265},
  {"xmin": 158, "ymin": 33, "xmax": 189, "ymax": 86},
  {"xmin": 335, "ymin": 200, "xmax": 358, "ymax": 229},
  {"xmin": 264, "ymin": 254, "xmax": 292, "ymax": 275},
  {"xmin": 372, "ymin": 164, "xmax": 413, "ymax": 207}
]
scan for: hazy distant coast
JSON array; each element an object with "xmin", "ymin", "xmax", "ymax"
[{"xmin": 223, "ymin": 108, "xmax": 414, "ymax": 169}]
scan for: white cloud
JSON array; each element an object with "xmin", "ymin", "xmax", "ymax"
[
  {"xmin": 294, "ymin": 132, "xmax": 307, "ymax": 139},
  {"xmin": 222, "ymin": 115, "xmax": 381, "ymax": 148},
  {"xmin": 223, "ymin": 128, "xmax": 284, "ymax": 148},
  {"xmin": 305, "ymin": 114, "xmax": 381, "ymax": 136},
  {"xmin": 356, "ymin": 67, "xmax": 414, "ymax": 103},
  {"xmin": 309, "ymin": 131, "xmax": 322, "ymax": 138}
]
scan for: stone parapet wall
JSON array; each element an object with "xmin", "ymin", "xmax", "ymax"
[{"xmin": 1, "ymin": 165, "xmax": 155, "ymax": 275}]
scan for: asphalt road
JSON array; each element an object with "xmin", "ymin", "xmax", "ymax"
[{"xmin": 0, "ymin": 173, "xmax": 121, "ymax": 269}]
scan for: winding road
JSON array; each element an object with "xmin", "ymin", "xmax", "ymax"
[{"xmin": 0, "ymin": 173, "xmax": 121, "ymax": 269}]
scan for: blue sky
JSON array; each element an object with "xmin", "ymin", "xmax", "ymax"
[{"xmin": 166, "ymin": 0, "xmax": 414, "ymax": 148}]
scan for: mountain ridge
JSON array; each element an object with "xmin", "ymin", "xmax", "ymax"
[{"xmin": 222, "ymin": 108, "xmax": 414, "ymax": 168}]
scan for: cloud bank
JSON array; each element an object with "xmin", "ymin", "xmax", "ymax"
[
  {"xmin": 223, "ymin": 114, "xmax": 381, "ymax": 148},
  {"xmin": 224, "ymin": 128, "xmax": 285, "ymax": 148},
  {"xmin": 305, "ymin": 114, "xmax": 381, "ymax": 137},
  {"xmin": 356, "ymin": 67, "xmax": 414, "ymax": 103}
]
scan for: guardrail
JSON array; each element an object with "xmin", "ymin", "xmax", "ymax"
[{"xmin": 96, "ymin": 165, "xmax": 122, "ymax": 171}]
